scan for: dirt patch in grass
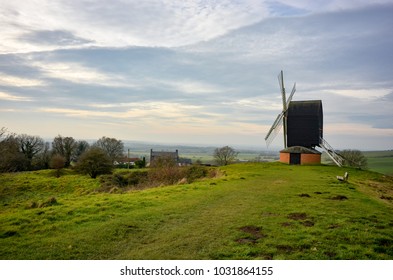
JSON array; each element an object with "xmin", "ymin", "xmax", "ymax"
[
  {"xmin": 281, "ymin": 222, "xmax": 293, "ymax": 227},
  {"xmin": 298, "ymin": 193, "xmax": 311, "ymax": 198},
  {"xmin": 259, "ymin": 253, "xmax": 274, "ymax": 260},
  {"xmin": 236, "ymin": 225, "xmax": 267, "ymax": 244},
  {"xmin": 239, "ymin": 225, "xmax": 266, "ymax": 239},
  {"xmin": 328, "ymin": 224, "xmax": 341, "ymax": 229},
  {"xmin": 301, "ymin": 220, "xmax": 315, "ymax": 227},
  {"xmin": 287, "ymin": 213, "xmax": 314, "ymax": 226},
  {"xmin": 287, "ymin": 212, "xmax": 308, "ymax": 220},
  {"xmin": 331, "ymin": 195, "xmax": 348, "ymax": 200},
  {"xmin": 236, "ymin": 238, "xmax": 257, "ymax": 244},
  {"xmin": 276, "ymin": 245, "xmax": 294, "ymax": 253}
]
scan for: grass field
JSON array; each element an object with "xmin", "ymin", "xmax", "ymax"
[
  {"xmin": 363, "ymin": 151, "xmax": 393, "ymax": 176},
  {"xmin": 1, "ymin": 163, "xmax": 393, "ymax": 260}
]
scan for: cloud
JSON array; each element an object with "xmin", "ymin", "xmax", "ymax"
[
  {"xmin": 156, "ymin": 79, "xmax": 227, "ymax": 95},
  {"xmin": 325, "ymin": 122, "xmax": 393, "ymax": 137},
  {"xmin": 0, "ymin": 0, "xmax": 270, "ymax": 53},
  {"xmin": 0, "ymin": 91, "xmax": 32, "ymax": 101},
  {"xmin": 39, "ymin": 101, "xmax": 203, "ymax": 120},
  {"xmin": 0, "ymin": 73, "xmax": 45, "ymax": 87},
  {"xmin": 2, "ymin": 0, "xmax": 392, "ymax": 54},
  {"xmin": 29, "ymin": 60, "xmax": 138, "ymax": 88},
  {"xmin": 325, "ymin": 89, "xmax": 391, "ymax": 100},
  {"xmin": 1, "ymin": 2, "xmax": 393, "ymax": 149},
  {"xmin": 20, "ymin": 30, "xmax": 93, "ymax": 46},
  {"xmin": 275, "ymin": 0, "xmax": 393, "ymax": 13}
]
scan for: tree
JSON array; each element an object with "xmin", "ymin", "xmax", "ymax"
[
  {"xmin": 0, "ymin": 128, "xmax": 29, "ymax": 172},
  {"xmin": 213, "ymin": 146, "xmax": 238, "ymax": 166},
  {"xmin": 340, "ymin": 149, "xmax": 368, "ymax": 169},
  {"xmin": 52, "ymin": 135, "xmax": 77, "ymax": 167},
  {"xmin": 94, "ymin": 136, "xmax": 124, "ymax": 163},
  {"xmin": 50, "ymin": 154, "xmax": 66, "ymax": 178},
  {"xmin": 74, "ymin": 147, "xmax": 113, "ymax": 178},
  {"xmin": 33, "ymin": 142, "xmax": 51, "ymax": 170},
  {"xmin": 16, "ymin": 134, "xmax": 44, "ymax": 170},
  {"xmin": 73, "ymin": 140, "xmax": 90, "ymax": 162}
]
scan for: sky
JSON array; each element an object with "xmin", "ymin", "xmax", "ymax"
[{"xmin": 1, "ymin": 0, "xmax": 392, "ymax": 151}]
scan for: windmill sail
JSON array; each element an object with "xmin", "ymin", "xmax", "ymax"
[
  {"xmin": 278, "ymin": 70, "xmax": 287, "ymax": 148},
  {"xmin": 286, "ymin": 83, "xmax": 296, "ymax": 106},
  {"xmin": 265, "ymin": 112, "xmax": 284, "ymax": 147},
  {"xmin": 264, "ymin": 70, "xmax": 295, "ymax": 148},
  {"xmin": 278, "ymin": 71, "xmax": 287, "ymax": 111}
]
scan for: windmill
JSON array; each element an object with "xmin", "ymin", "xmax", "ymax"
[
  {"xmin": 265, "ymin": 70, "xmax": 296, "ymax": 149},
  {"xmin": 265, "ymin": 70, "xmax": 344, "ymax": 166}
]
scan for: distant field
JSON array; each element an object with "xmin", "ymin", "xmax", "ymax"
[
  {"xmin": 363, "ymin": 151, "xmax": 393, "ymax": 176},
  {"xmin": 1, "ymin": 163, "xmax": 392, "ymax": 260}
]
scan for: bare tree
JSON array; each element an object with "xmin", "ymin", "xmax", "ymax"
[
  {"xmin": 0, "ymin": 129, "xmax": 27, "ymax": 172},
  {"xmin": 340, "ymin": 149, "xmax": 368, "ymax": 169},
  {"xmin": 52, "ymin": 135, "xmax": 77, "ymax": 167},
  {"xmin": 213, "ymin": 146, "xmax": 238, "ymax": 166},
  {"xmin": 94, "ymin": 136, "xmax": 124, "ymax": 163},
  {"xmin": 0, "ymin": 127, "xmax": 7, "ymax": 139},
  {"xmin": 33, "ymin": 142, "xmax": 51, "ymax": 169},
  {"xmin": 73, "ymin": 140, "xmax": 90, "ymax": 162},
  {"xmin": 16, "ymin": 134, "xmax": 44, "ymax": 169}
]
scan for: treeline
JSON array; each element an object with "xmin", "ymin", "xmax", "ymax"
[{"xmin": 0, "ymin": 127, "xmax": 127, "ymax": 174}]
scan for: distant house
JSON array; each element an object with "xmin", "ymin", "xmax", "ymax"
[
  {"xmin": 150, "ymin": 149, "xmax": 179, "ymax": 166},
  {"xmin": 178, "ymin": 158, "xmax": 192, "ymax": 166},
  {"xmin": 114, "ymin": 156, "xmax": 141, "ymax": 166}
]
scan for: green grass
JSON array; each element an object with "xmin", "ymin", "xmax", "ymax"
[{"xmin": 1, "ymin": 163, "xmax": 393, "ymax": 260}]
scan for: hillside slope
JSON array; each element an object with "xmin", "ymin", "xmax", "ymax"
[{"xmin": 1, "ymin": 163, "xmax": 392, "ymax": 259}]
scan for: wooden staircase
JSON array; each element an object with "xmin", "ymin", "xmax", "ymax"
[{"xmin": 319, "ymin": 137, "xmax": 345, "ymax": 167}]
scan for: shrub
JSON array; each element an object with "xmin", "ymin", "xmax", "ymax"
[
  {"xmin": 186, "ymin": 165, "xmax": 208, "ymax": 183},
  {"xmin": 97, "ymin": 165, "xmax": 214, "ymax": 192},
  {"xmin": 340, "ymin": 149, "xmax": 368, "ymax": 169},
  {"xmin": 99, "ymin": 170, "xmax": 149, "ymax": 191},
  {"xmin": 148, "ymin": 165, "xmax": 185, "ymax": 186},
  {"xmin": 126, "ymin": 171, "xmax": 149, "ymax": 186},
  {"xmin": 50, "ymin": 154, "xmax": 66, "ymax": 178},
  {"xmin": 74, "ymin": 147, "xmax": 113, "ymax": 178}
]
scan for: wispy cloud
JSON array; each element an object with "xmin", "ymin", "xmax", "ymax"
[
  {"xmin": 0, "ymin": 91, "xmax": 33, "ymax": 101},
  {"xmin": 0, "ymin": 73, "xmax": 45, "ymax": 87},
  {"xmin": 0, "ymin": 0, "xmax": 269, "ymax": 53},
  {"xmin": 30, "ymin": 60, "xmax": 138, "ymax": 88},
  {"xmin": 325, "ymin": 89, "xmax": 391, "ymax": 100},
  {"xmin": 39, "ymin": 101, "xmax": 203, "ymax": 120}
]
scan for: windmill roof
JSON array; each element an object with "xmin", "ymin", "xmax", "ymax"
[
  {"xmin": 280, "ymin": 146, "xmax": 321, "ymax": 154},
  {"xmin": 288, "ymin": 100, "xmax": 322, "ymax": 116}
]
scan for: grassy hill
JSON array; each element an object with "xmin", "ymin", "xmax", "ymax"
[{"xmin": 1, "ymin": 163, "xmax": 392, "ymax": 260}]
